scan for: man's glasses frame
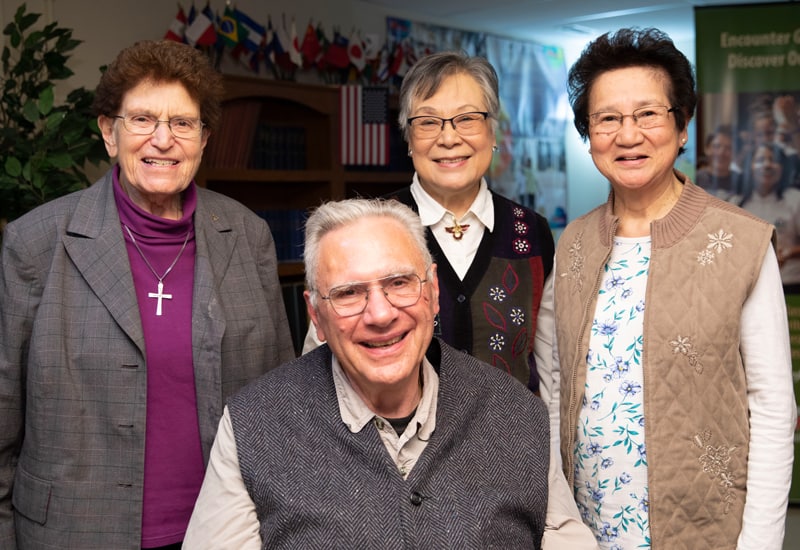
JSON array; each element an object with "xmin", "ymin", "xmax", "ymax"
[{"xmin": 319, "ymin": 273, "xmax": 428, "ymax": 317}]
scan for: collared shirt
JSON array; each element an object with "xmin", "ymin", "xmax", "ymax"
[
  {"xmin": 183, "ymin": 357, "xmax": 599, "ymax": 550},
  {"xmin": 410, "ymin": 174, "xmax": 494, "ymax": 280},
  {"xmin": 333, "ymin": 355, "xmax": 438, "ymax": 478}
]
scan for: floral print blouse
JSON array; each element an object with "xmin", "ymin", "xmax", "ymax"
[{"xmin": 573, "ymin": 236, "xmax": 652, "ymax": 549}]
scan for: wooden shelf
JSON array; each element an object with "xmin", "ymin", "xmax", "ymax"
[{"xmin": 277, "ymin": 261, "xmax": 305, "ymax": 279}]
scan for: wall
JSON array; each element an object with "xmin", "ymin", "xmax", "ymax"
[{"xmin": 1, "ymin": 0, "xmax": 696, "ymax": 222}]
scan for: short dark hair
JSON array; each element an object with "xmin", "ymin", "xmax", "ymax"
[
  {"xmin": 92, "ymin": 40, "xmax": 224, "ymax": 131},
  {"xmin": 568, "ymin": 27, "xmax": 696, "ymax": 148}
]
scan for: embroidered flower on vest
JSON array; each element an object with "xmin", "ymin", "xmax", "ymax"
[
  {"xmin": 696, "ymin": 229, "xmax": 734, "ymax": 266},
  {"xmin": 489, "ymin": 286, "xmax": 507, "ymax": 301},
  {"xmin": 513, "ymin": 238, "xmax": 531, "ymax": 254},
  {"xmin": 669, "ymin": 334, "xmax": 704, "ymax": 374},
  {"xmin": 511, "ymin": 207, "xmax": 531, "ymax": 255},
  {"xmin": 561, "ymin": 230, "xmax": 585, "ymax": 292},
  {"xmin": 692, "ymin": 430, "xmax": 738, "ymax": 514},
  {"xmin": 509, "ymin": 307, "xmax": 525, "ymax": 326},
  {"xmin": 489, "ymin": 333, "xmax": 505, "ymax": 351}
]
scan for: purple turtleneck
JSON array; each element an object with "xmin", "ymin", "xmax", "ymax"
[{"xmin": 113, "ymin": 168, "xmax": 204, "ymax": 547}]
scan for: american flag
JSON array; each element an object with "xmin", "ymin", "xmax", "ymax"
[{"xmin": 339, "ymin": 85, "xmax": 389, "ymax": 166}]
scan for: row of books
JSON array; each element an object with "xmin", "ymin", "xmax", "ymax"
[
  {"xmin": 205, "ymin": 98, "xmax": 310, "ymax": 171},
  {"xmin": 256, "ymin": 209, "xmax": 306, "ymax": 262},
  {"xmin": 250, "ymin": 125, "xmax": 307, "ymax": 170}
]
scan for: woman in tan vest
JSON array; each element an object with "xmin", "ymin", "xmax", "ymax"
[{"xmin": 543, "ymin": 27, "xmax": 795, "ymax": 549}]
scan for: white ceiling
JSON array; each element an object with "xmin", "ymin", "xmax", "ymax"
[{"xmin": 363, "ymin": 0, "xmax": 787, "ymax": 50}]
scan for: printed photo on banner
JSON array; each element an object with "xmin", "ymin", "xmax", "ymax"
[
  {"xmin": 695, "ymin": 3, "xmax": 800, "ymax": 292},
  {"xmin": 695, "ymin": 0, "xmax": 800, "ymax": 502}
]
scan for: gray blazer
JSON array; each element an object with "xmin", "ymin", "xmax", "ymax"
[{"xmin": 0, "ymin": 169, "xmax": 295, "ymax": 549}]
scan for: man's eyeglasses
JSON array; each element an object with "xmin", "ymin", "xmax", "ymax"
[
  {"xmin": 320, "ymin": 273, "xmax": 427, "ymax": 317},
  {"xmin": 407, "ymin": 111, "xmax": 489, "ymax": 139},
  {"xmin": 588, "ymin": 105, "xmax": 677, "ymax": 134},
  {"xmin": 113, "ymin": 114, "xmax": 205, "ymax": 139}
]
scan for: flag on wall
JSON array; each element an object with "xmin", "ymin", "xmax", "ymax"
[
  {"xmin": 340, "ymin": 85, "xmax": 389, "ymax": 166},
  {"xmin": 164, "ymin": 5, "xmax": 187, "ymax": 42}
]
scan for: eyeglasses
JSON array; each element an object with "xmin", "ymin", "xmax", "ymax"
[
  {"xmin": 319, "ymin": 273, "xmax": 427, "ymax": 317},
  {"xmin": 407, "ymin": 111, "xmax": 489, "ymax": 139},
  {"xmin": 588, "ymin": 105, "xmax": 677, "ymax": 134},
  {"xmin": 113, "ymin": 114, "xmax": 205, "ymax": 139}
]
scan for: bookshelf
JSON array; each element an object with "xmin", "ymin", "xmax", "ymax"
[{"xmin": 196, "ymin": 75, "xmax": 414, "ymax": 352}]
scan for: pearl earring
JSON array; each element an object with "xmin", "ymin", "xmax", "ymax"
[
  {"xmin": 408, "ymin": 150, "xmax": 412, "ymax": 157},
  {"xmin": 492, "ymin": 145, "xmax": 498, "ymax": 152}
]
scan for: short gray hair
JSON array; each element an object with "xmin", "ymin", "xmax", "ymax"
[
  {"xmin": 303, "ymin": 198, "xmax": 433, "ymax": 305},
  {"xmin": 397, "ymin": 51, "xmax": 500, "ymax": 142}
]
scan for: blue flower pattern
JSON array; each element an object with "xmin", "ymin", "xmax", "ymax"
[{"xmin": 574, "ymin": 237, "xmax": 652, "ymax": 548}]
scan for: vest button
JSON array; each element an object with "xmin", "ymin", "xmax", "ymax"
[
  {"xmin": 410, "ymin": 492, "xmax": 424, "ymax": 506},
  {"xmin": 457, "ymin": 294, "xmax": 466, "ymax": 303}
]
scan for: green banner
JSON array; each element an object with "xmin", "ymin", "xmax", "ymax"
[
  {"xmin": 696, "ymin": 2, "xmax": 800, "ymax": 504},
  {"xmin": 695, "ymin": 3, "xmax": 800, "ymax": 93}
]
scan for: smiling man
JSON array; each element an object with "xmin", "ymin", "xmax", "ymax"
[{"xmin": 183, "ymin": 198, "xmax": 595, "ymax": 549}]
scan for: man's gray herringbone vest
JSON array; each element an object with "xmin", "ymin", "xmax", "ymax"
[{"xmin": 228, "ymin": 340, "xmax": 550, "ymax": 549}]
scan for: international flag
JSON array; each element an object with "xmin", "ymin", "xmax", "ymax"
[
  {"xmin": 390, "ymin": 41, "xmax": 412, "ymax": 78},
  {"xmin": 324, "ymin": 29, "xmax": 350, "ymax": 69},
  {"xmin": 288, "ymin": 18, "xmax": 303, "ymax": 67},
  {"xmin": 217, "ymin": 6, "xmax": 238, "ymax": 48},
  {"xmin": 299, "ymin": 21, "xmax": 321, "ymax": 69},
  {"xmin": 315, "ymin": 23, "xmax": 331, "ymax": 70},
  {"xmin": 340, "ymin": 85, "xmax": 389, "ymax": 166},
  {"xmin": 347, "ymin": 30, "xmax": 365, "ymax": 72},
  {"xmin": 235, "ymin": 7, "xmax": 264, "ymax": 52},
  {"xmin": 275, "ymin": 15, "xmax": 301, "ymax": 68},
  {"xmin": 164, "ymin": 5, "xmax": 187, "ymax": 42},
  {"xmin": 264, "ymin": 16, "xmax": 282, "ymax": 66},
  {"xmin": 185, "ymin": 2, "xmax": 216, "ymax": 47},
  {"xmin": 376, "ymin": 44, "xmax": 391, "ymax": 82}
]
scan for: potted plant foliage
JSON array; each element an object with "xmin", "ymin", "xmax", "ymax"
[{"xmin": 0, "ymin": 3, "xmax": 106, "ymax": 232}]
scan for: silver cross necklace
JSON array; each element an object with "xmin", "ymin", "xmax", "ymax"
[{"xmin": 123, "ymin": 224, "xmax": 191, "ymax": 316}]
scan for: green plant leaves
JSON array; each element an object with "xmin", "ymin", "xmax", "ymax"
[
  {"xmin": 4, "ymin": 156, "xmax": 21, "ymax": 177},
  {"xmin": 0, "ymin": 4, "xmax": 105, "ymax": 225},
  {"xmin": 38, "ymin": 85, "xmax": 54, "ymax": 114}
]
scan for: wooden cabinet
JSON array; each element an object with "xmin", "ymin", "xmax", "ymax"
[
  {"xmin": 197, "ymin": 75, "xmax": 413, "ymax": 270},
  {"xmin": 196, "ymin": 75, "xmax": 413, "ymax": 352}
]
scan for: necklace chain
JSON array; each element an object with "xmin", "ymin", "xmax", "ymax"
[
  {"xmin": 123, "ymin": 224, "xmax": 191, "ymax": 283},
  {"xmin": 123, "ymin": 224, "xmax": 191, "ymax": 316}
]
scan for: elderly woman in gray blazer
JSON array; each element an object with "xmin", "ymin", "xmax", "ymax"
[{"xmin": 0, "ymin": 40, "xmax": 294, "ymax": 549}]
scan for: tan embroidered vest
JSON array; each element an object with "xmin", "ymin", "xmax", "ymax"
[{"xmin": 554, "ymin": 178, "xmax": 775, "ymax": 549}]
